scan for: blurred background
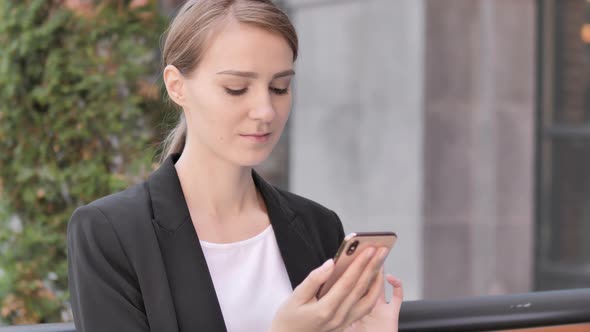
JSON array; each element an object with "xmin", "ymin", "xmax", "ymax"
[{"xmin": 0, "ymin": 0, "xmax": 588, "ymax": 326}]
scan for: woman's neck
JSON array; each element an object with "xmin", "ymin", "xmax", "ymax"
[{"xmin": 174, "ymin": 143, "xmax": 260, "ymax": 223}]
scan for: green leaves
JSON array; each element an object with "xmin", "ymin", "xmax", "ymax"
[{"xmin": 0, "ymin": 0, "xmax": 168, "ymax": 324}]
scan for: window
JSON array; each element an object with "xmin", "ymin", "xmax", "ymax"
[{"xmin": 536, "ymin": 0, "xmax": 590, "ymax": 290}]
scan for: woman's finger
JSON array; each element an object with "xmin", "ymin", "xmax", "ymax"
[
  {"xmin": 377, "ymin": 267, "xmax": 386, "ymax": 304},
  {"xmin": 291, "ymin": 259, "xmax": 335, "ymax": 304},
  {"xmin": 330, "ymin": 247, "xmax": 387, "ymax": 325},
  {"xmin": 386, "ymin": 275, "xmax": 404, "ymax": 308},
  {"xmin": 343, "ymin": 268, "xmax": 384, "ymax": 327},
  {"xmin": 319, "ymin": 247, "xmax": 376, "ymax": 308}
]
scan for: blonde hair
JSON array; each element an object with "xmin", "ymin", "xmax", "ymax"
[{"xmin": 159, "ymin": 0, "xmax": 298, "ymax": 163}]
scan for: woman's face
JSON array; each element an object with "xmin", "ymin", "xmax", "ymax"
[{"xmin": 168, "ymin": 20, "xmax": 294, "ymax": 167}]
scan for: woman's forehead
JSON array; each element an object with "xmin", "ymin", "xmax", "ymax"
[{"xmin": 198, "ymin": 21, "xmax": 294, "ymax": 74}]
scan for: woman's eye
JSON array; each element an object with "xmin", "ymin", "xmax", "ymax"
[
  {"xmin": 225, "ymin": 87, "xmax": 247, "ymax": 96},
  {"xmin": 270, "ymin": 87, "xmax": 289, "ymax": 95}
]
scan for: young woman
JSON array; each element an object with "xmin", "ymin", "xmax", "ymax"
[{"xmin": 67, "ymin": 1, "xmax": 403, "ymax": 331}]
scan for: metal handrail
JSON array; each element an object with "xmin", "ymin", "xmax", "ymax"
[
  {"xmin": 399, "ymin": 288, "xmax": 590, "ymax": 331},
  {"xmin": 1, "ymin": 288, "xmax": 590, "ymax": 332}
]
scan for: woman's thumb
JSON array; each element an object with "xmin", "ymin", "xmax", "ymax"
[
  {"xmin": 386, "ymin": 275, "xmax": 404, "ymax": 309},
  {"xmin": 291, "ymin": 259, "xmax": 334, "ymax": 303}
]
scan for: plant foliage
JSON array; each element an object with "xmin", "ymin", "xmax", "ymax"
[{"xmin": 0, "ymin": 0, "xmax": 168, "ymax": 324}]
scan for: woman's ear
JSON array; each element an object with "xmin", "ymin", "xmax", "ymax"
[{"xmin": 163, "ymin": 64, "xmax": 186, "ymax": 107}]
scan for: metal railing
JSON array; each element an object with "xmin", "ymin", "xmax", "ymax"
[
  {"xmin": 399, "ymin": 288, "xmax": 590, "ymax": 331},
  {"xmin": 1, "ymin": 288, "xmax": 590, "ymax": 332}
]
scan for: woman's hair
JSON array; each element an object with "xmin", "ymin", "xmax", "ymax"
[{"xmin": 159, "ymin": 0, "xmax": 298, "ymax": 163}]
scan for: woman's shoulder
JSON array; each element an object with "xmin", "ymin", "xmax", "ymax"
[
  {"xmin": 68, "ymin": 181, "xmax": 152, "ymax": 238},
  {"xmin": 273, "ymin": 187, "xmax": 337, "ymax": 218},
  {"xmin": 271, "ymin": 186, "xmax": 345, "ymax": 259},
  {"xmin": 87, "ymin": 182, "xmax": 150, "ymax": 218},
  {"xmin": 272, "ymin": 186, "xmax": 344, "ymax": 234}
]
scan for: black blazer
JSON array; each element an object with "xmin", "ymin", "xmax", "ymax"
[{"xmin": 67, "ymin": 153, "xmax": 345, "ymax": 332}]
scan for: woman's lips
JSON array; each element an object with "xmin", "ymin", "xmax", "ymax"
[{"xmin": 240, "ymin": 133, "xmax": 271, "ymax": 143}]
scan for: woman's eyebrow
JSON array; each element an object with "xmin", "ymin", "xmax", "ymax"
[
  {"xmin": 216, "ymin": 69, "xmax": 295, "ymax": 79},
  {"xmin": 273, "ymin": 69, "xmax": 295, "ymax": 79}
]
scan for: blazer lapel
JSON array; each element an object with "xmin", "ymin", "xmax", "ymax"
[
  {"xmin": 252, "ymin": 172, "xmax": 324, "ymax": 289},
  {"xmin": 147, "ymin": 155, "xmax": 226, "ymax": 332}
]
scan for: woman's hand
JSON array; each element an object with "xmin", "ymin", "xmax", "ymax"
[
  {"xmin": 345, "ymin": 271, "xmax": 404, "ymax": 332},
  {"xmin": 269, "ymin": 247, "xmax": 387, "ymax": 332}
]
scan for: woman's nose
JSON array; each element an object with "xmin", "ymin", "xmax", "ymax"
[{"xmin": 249, "ymin": 94, "xmax": 276, "ymax": 122}]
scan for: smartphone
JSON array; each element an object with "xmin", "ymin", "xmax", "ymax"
[{"xmin": 316, "ymin": 231, "xmax": 397, "ymax": 299}]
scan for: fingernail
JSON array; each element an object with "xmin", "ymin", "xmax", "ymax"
[
  {"xmin": 387, "ymin": 275, "xmax": 401, "ymax": 284},
  {"xmin": 366, "ymin": 247, "xmax": 376, "ymax": 258},
  {"xmin": 378, "ymin": 248, "xmax": 388, "ymax": 261}
]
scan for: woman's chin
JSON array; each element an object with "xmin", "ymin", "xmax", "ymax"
[{"xmin": 231, "ymin": 149, "xmax": 274, "ymax": 168}]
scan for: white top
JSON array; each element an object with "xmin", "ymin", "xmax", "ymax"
[{"xmin": 200, "ymin": 225, "xmax": 293, "ymax": 332}]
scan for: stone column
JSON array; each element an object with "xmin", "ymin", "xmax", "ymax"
[{"xmin": 422, "ymin": 0, "xmax": 535, "ymax": 299}]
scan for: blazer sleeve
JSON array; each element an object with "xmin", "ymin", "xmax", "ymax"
[
  {"xmin": 329, "ymin": 209, "xmax": 346, "ymax": 257},
  {"xmin": 67, "ymin": 205, "xmax": 149, "ymax": 332}
]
